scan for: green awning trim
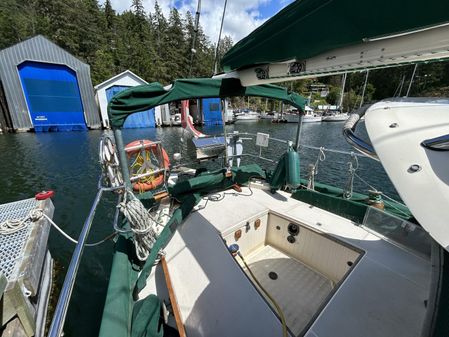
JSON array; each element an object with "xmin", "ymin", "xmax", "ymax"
[
  {"xmin": 108, "ymin": 78, "xmax": 306, "ymax": 128},
  {"xmin": 221, "ymin": 0, "xmax": 449, "ymax": 71}
]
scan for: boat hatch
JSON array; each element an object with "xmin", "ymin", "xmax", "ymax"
[{"xmin": 223, "ymin": 212, "xmax": 362, "ymax": 335}]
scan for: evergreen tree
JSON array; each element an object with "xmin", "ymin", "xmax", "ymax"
[{"xmin": 165, "ymin": 8, "xmax": 187, "ymax": 80}]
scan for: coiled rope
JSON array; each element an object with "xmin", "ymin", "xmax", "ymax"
[
  {"xmin": 0, "ymin": 208, "xmax": 116, "ymax": 247},
  {"xmin": 118, "ymin": 190, "xmax": 163, "ymax": 261},
  {"xmin": 99, "ymin": 135, "xmax": 123, "ymax": 189}
]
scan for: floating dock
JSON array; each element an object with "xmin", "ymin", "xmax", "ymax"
[{"xmin": 0, "ymin": 197, "xmax": 54, "ymax": 337}]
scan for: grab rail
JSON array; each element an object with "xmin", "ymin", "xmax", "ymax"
[{"xmin": 342, "ymin": 106, "xmax": 379, "ymax": 160}]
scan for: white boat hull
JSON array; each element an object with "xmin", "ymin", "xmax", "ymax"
[
  {"xmin": 365, "ymin": 98, "xmax": 449, "ymax": 250},
  {"xmin": 322, "ymin": 114, "xmax": 348, "ymax": 122},
  {"xmin": 235, "ymin": 115, "xmax": 260, "ymax": 122},
  {"xmin": 283, "ymin": 114, "xmax": 301, "ymax": 123},
  {"xmin": 302, "ymin": 116, "xmax": 322, "ymax": 123}
]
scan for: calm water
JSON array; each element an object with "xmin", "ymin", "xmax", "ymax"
[{"xmin": 0, "ymin": 121, "xmax": 398, "ymax": 336}]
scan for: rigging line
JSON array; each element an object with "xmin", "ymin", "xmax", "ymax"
[
  {"xmin": 300, "ymin": 144, "xmax": 368, "ymax": 158},
  {"xmin": 213, "ymin": 0, "xmax": 228, "ymax": 75},
  {"xmin": 0, "ymin": 208, "xmax": 117, "ymax": 246},
  {"xmin": 41, "ymin": 212, "xmax": 117, "ymax": 247},
  {"xmin": 352, "ymin": 172, "xmax": 410, "ymax": 218},
  {"xmin": 394, "ymin": 74, "xmax": 405, "ymax": 97},
  {"xmin": 405, "ymin": 64, "xmax": 418, "ymax": 97},
  {"xmin": 359, "ymin": 70, "xmax": 369, "ymax": 108}
]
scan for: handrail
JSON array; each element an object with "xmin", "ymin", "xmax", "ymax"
[
  {"xmin": 48, "ymin": 176, "xmax": 105, "ymax": 337},
  {"xmin": 342, "ymin": 105, "xmax": 379, "ymax": 160}
]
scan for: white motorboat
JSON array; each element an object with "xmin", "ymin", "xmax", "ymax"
[
  {"xmin": 322, "ymin": 113, "xmax": 349, "ymax": 122},
  {"xmin": 283, "ymin": 112, "xmax": 301, "ymax": 122},
  {"xmin": 260, "ymin": 111, "xmax": 277, "ymax": 120},
  {"xmin": 235, "ymin": 110, "xmax": 260, "ymax": 122},
  {"xmin": 303, "ymin": 115, "xmax": 322, "ymax": 122},
  {"xmin": 302, "ymin": 106, "xmax": 322, "ymax": 123}
]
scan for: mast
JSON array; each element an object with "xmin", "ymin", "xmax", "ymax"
[
  {"xmin": 338, "ymin": 72, "xmax": 347, "ymax": 111},
  {"xmin": 359, "ymin": 70, "xmax": 369, "ymax": 108},
  {"xmin": 188, "ymin": 0, "xmax": 201, "ymax": 77},
  {"xmin": 213, "ymin": 0, "xmax": 228, "ymax": 75}
]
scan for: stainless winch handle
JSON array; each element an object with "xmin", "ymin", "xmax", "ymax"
[{"xmin": 342, "ymin": 105, "xmax": 379, "ymax": 161}]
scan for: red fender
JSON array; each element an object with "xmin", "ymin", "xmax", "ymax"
[{"xmin": 35, "ymin": 190, "xmax": 55, "ymax": 200}]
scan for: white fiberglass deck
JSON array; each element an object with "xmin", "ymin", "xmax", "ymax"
[
  {"xmin": 141, "ymin": 186, "xmax": 431, "ymax": 337},
  {"xmin": 242, "ymin": 245, "xmax": 333, "ymax": 335}
]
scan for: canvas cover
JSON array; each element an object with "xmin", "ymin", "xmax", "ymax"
[
  {"xmin": 108, "ymin": 78, "xmax": 305, "ymax": 128},
  {"xmin": 221, "ymin": 0, "xmax": 449, "ymax": 71}
]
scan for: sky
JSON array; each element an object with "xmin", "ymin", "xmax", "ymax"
[{"xmin": 103, "ymin": 0, "xmax": 295, "ymax": 44}]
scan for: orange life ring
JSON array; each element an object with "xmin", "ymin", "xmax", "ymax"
[{"xmin": 125, "ymin": 140, "xmax": 170, "ymax": 192}]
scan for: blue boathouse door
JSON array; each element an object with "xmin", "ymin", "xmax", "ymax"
[
  {"xmin": 106, "ymin": 85, "xmax": 155, "ymax": 128},
  {"xmin": 202, "ymin": 98, "xmax": 223, "ymax": 125},
  {"xmin": 18, "ymin": 61, "xmax": 87, "ymax": 132}
]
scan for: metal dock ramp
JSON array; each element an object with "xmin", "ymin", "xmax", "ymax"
[{"xmin": 0, "ymin": 198, "xmax": 54, "ymax": 337}]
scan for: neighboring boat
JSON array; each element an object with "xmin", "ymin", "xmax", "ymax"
[
  {"xmin": 283, "ymin": 112, "xmax": 300, "ymax": 123},
  {"xmin": 303, "ymin": 114, "xmax": 322, "ymax": 123},
  {"xmin": 47, "ymin": 2, "xmax": 449, "ymax": 337},
  {"xmin": 260, "ymin": 111, "xmax": 276, "ymax": 120},
  {"xmin": 322, "ymin": 112, "xmax": 349, "ymax": 122},
  {"xmin": 224, "ymin": 109, "xmax": 235, "ymax": 124},
  {"xmin": 322, "ymin": 74, "xmax": 349, "ymax": 122},
  {"xmin": 235, "ymin": 109, "xmax": 260, "ymax": 122},
  {"xmin": 302, "ymin": 106, "xmax": 322, "ymax": 123}
]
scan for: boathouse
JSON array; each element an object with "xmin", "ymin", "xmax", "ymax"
[
  {"xmin": 0, "ymin": 35, "xmax": 100, "ymax": 132},
  {"xmin": 95, "ymin": 70, "xmax": 162, "ymax": 128}
]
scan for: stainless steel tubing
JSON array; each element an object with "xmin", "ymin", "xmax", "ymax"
[
  {"xmin": 342, "ymin": 105, "xmax": 378, "ymax": 160},
  {"xmin": 48, "ymin": 178, "xmax": 104, "ymax": 337}
]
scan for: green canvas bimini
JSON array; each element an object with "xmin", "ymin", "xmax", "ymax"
[
  {"xmin": 107, "ymin": 78, "xmax": 306, "ymax": 128},
  {"xmin": 221, "ymin": 0, "xmax": 449, "ymax": 72}
]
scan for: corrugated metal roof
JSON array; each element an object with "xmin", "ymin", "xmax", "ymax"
[
  {"xmin": 94, "ymin": 70, "xmax": 147, "ymax": 90},
  {"xmin": 0, "ymin": 35, "xmax": 100, "ymax": 130}
]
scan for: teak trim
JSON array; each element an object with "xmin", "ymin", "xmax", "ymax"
[{"xmin": 161, "ymin": 256, "xmax": 187, "ymax": 337}]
